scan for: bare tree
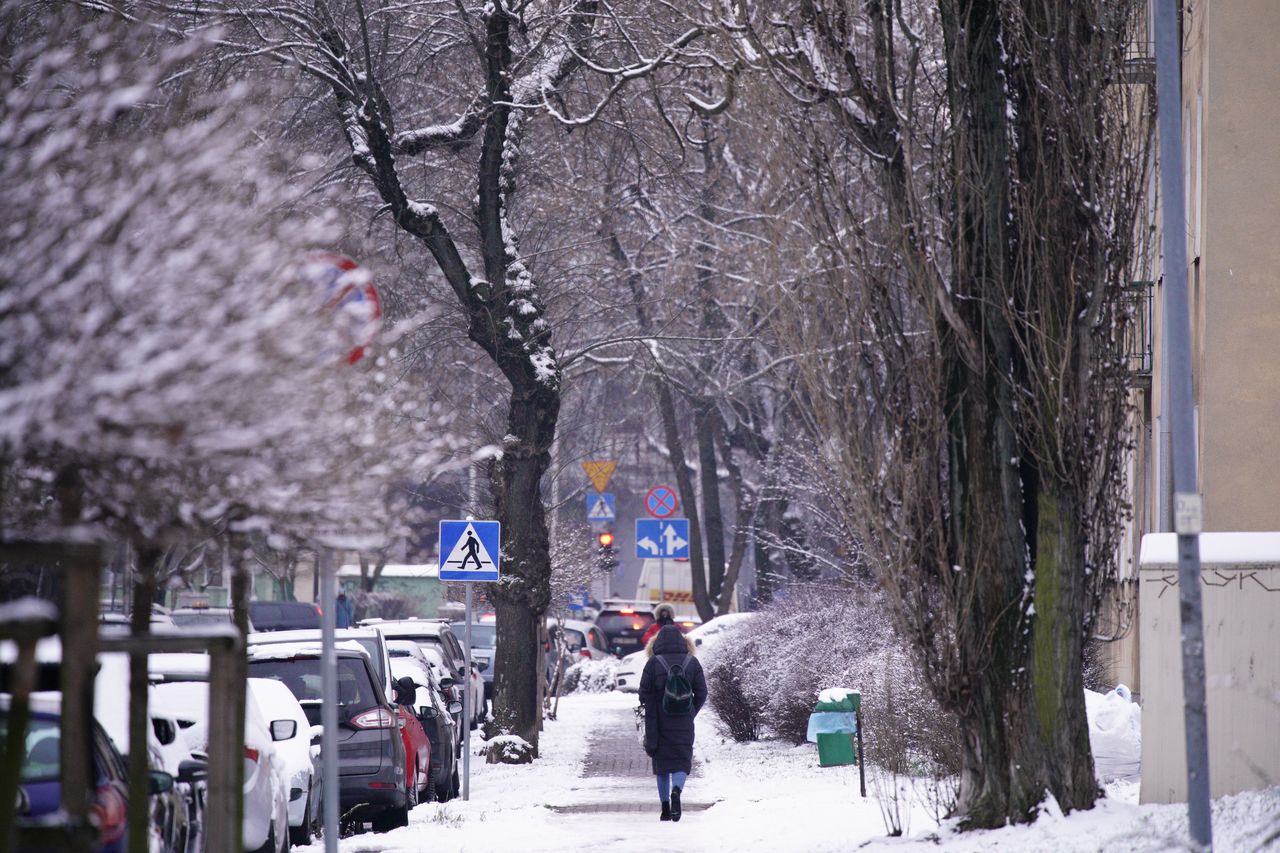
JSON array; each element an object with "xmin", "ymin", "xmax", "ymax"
[{"xmin": 718, "ymin": 0, "xmax": 1151, "ymax": 827}]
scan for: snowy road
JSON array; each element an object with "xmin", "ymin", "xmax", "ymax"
[{"xmin": 295, "ymin": 691, "xmax": 1279, "ymax": 852}]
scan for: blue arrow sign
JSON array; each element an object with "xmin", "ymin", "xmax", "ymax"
[
  {"xmin": 635, "ymin": 518, "xmax": 690, "ymax": 559},
  {"xmin": 585, "ymin": 491, "xmax": 616, "ymax": 521},
  {"xmin": 439, "ymin": 520, "xmax": 501, "ymax": 582}
]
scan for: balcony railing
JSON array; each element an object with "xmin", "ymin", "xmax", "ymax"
[{"xmin": 1124, "ymin": 280, "xmax": 1154, "ymax": 384}]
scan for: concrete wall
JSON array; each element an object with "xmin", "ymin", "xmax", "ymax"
[
  {"xmin": 1187, "ymin": 0, "xmax": 1280, "ymax": 530},
  {"xmin": 1138, "ymin": 533, "xmax": 1280, "ymax": 803}
]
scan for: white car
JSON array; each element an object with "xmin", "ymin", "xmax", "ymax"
[
  {"xmin": 153, "ymin": 678, "xmax": 292, "ymax": 853},
  {"xmin": 248, "ymin": 677, "xmax": 323, "ymax": 846},
  {"xmin": 615, "ymin": 614, "xmax": 756, "ymax": 692}
]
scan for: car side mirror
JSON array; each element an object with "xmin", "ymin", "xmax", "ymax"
[
  {"xmin": 309, "ymin": 725, "xmax": 324, "ymax": 744},
  {"xmin": 176, "ymin": 759, "xmax": 207, "ymax": 784},
  {"xmin": 439, "ymin": 676, "xmax": 455, "ymax": 688},
  {"xmin": 395, "ymin": 675, "xmax": 418, "ymax": 702},
  {"xmin": 148, "ymin": 770, "xmax": 175, "ymax": 795},
  {"xmin": 447, "ymin": 700, "xmax": 463, "ymax": 716},
  {"xmin": 418, "ymin": 706, "xmax": 436, "ymax": 719},
  {"xmin": 475, "ymin": 660, "xmax": 489, "ymax": 672},
  {"xmin": 270, "ymin": 719, "xmax": 297, "ymax": 741}
]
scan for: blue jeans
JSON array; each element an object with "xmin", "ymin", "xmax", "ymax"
[{"xmin": 656, "ymin": 771, "xmax": 688, "ymax": 802}]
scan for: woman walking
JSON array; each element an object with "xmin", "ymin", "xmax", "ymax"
[{"xmin": 639, "ymin": 621, "xmax": 707, "ymax": 822}]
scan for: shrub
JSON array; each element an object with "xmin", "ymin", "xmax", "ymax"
[
  {"xmin": 561, "ymin": 657, "xmax": 618, "ymax": 694},
  {"xmin": 704, "ymin": 584, "xmax": 961, "ymax": 781}
]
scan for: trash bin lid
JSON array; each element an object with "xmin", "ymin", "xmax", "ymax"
[{"xmin": 814, "ymin": 687, "xmax": 860, "ymax": 713}]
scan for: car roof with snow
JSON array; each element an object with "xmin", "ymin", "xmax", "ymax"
[
  {"xmin": 357, "ymin": 618, "xmax": 452, "ymax": 638},
  {"xmin": 246, "ymin": 640, "xmax": 369, "ymax": 660}
]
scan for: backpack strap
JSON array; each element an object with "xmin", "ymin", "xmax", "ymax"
[{"xmin": 656, "ymin": 653, "xmax": 687, "ymax": 673}]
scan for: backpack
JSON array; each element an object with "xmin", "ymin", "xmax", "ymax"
[{"xmin": 656, "ymin": 654, "xmax": 694, "ymax": 715}]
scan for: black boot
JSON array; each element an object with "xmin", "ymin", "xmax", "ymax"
[
  {"xmin": 660, "ymin": 801, "xmax": 671, "ymax": 821},
  {"xmin": 671, "ymin": 787, "xmax": 682, "ymax": 822}
]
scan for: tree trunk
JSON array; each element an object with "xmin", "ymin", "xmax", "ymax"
[
  {"xmin": 940, "ymin": 0, "xmax": 1097, "ymax": 824},
  {"xmin": 126, "ymin": 547, "xmax": 159, "ymax": 853},
  {"xmin": 696, "ymin": 402, "xmax": 727, "ymax": 603},
  {"xmin": 485, "ymin": 379, "xmax": 558, "ymax": 754}
]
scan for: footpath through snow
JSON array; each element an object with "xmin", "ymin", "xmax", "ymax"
[{"xmin": 297, "ymin": 691, "xmax": 1280, "ymax": 853}]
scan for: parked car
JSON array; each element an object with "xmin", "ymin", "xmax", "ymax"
[
  {"xmin": 548, "ymin": 618, "xmax": 612, "ymax": 675},
  {"xmin": 450, "ymin": 620, "xmax": 496, "ymax": 701},
  {"xmin": 171, "ymin": 606, "xmax": 254, "ymax": 633},
  {"xmin": 387, "ymin": 668, "xmax": 433, "ymax": 809},
  {"xmin": 3, "ymin": 692, "xmax": 133, "ymax": 852},
  {"xmin": 151, "ymin": 678, "xmax": 292, "ymax": 852},
  {"xmin": 244, "ymin": 642, "xmax": 410, "ymax": 832},
  {"xmin": 249, "ymin": 627, "xmax": 397, "ymax": 707},
  {"xmin": 361, "ymin": 619, "xmax": 484, "ymax": 729},
  {"xmin": 248, "ymin": 677, "xmax": 324, "ymax": 845},
  {"xmin": 100, "ymin": 604, "xmax": 176, "ymax": 634},
  {"xmin": 387, "ymin": 641, "xmax": 462, "ymax": 747},
  {"xmin": 595, "ymin": 606, "xmax": 656, "ymax": 657},
  {"xmin": 93, "ymin": 653, "xmax": 202, "ymax": 853},
  {"xmin": 389, "ymin": 656, "xmax": 461, "ymax": 802},
  {"xmin": 248, "ymin": 600, "xmax": 322, "ymax": 632}
]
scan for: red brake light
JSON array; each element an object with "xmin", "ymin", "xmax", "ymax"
[
  {"xmin": 579, "ymin": 649, "xmax": 591, "ymax": 659},
  {"xmin": 244, "ymin": 746, "xmax": 260, "ymax": 763},
  {"xmin": 93, "ymin": 785, "xmax": 127, "ymax": 843},
  {"xmin": 350, "ymin": 708, "xmax": 397, "ymax": 729},
  {"xmin": 619, "ymin": 608, "xmax": 634, "ymax": 614},
  {"xmin": 632, "ymin": 622, "xmax": 643, "ymax": 630}
]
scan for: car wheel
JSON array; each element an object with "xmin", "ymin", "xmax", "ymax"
[
  {"xmin": 406, "ymin": 763, "xmax": 419, "ymax": 810},
  {"xmin": 424, "ymin": 764, "xmax": 436, "ymax": 804},
  {"xmin": 371, "ymin": 801, "xmax": 409, "ymax": 833},
  {"xmin": 451, "ymin": 766, "xmax": 460, "ymax": 798},
  {"xmin": 289, "ymin": 798, "xmax": 312, "ymax": 847}
]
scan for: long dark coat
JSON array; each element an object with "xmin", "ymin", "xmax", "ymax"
[{"xmin": 639, "ymin": 625, "xmax": 708, "ymax": 775}]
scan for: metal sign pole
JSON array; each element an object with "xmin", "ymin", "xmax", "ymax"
[
  {"xmin": 1153, "ymin": 2, "xmax": 1212, "ymax": 847},
  {"xmin": 319, "ymin": 548, "xmax": 339, "ymax": 851},
  {"xmin": 659, "ymin": 556, "xmax": 665, "ymax": 608},
  {"xmin": 463, "ymin": 585, "xmax": 473, "ymax": 801}
]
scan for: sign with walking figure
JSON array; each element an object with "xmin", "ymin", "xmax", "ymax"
[{"xmin": 439, "ymin": 520, "xmax": 501, "ymax": 582}]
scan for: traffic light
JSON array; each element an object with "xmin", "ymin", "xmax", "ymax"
[{"xmin": 596, "ymin": 530, "xmax": 617, "ymax": 572}]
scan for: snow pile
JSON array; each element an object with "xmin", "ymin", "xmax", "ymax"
[
  {"xmin": 561, "ymin": 657, "xmax": 619, "ymax": 694},
  {"xmin": 1086, "ymin": 686, "xmax": 1141, "ymax": 783},
  {"xmin": 817, "ymin": 687, "xmax": 857, "ymax": 705},
  {"xmin": 479, "ymin": 733, "xmax": 533, "ymax": 764}
]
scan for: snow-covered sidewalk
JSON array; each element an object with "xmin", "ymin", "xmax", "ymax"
[{"xmin": 297, "ymin": 691, "xmax": 1279, "ymax": 852}]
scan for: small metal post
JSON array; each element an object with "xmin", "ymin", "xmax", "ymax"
[
  {"xmin": 659, "ymin": 557, "xmax": 665, "ymax": 607},
  {"xmin": 320, "ymin": 548, "xmax": 339, "ymax": 851},
  {"xmin": 463, "ymin": 585, "xmax": 473, "ymax": 801},
  {"xmin": 855, "ymin": 709, "xmax": 866, "ymax": 798}
]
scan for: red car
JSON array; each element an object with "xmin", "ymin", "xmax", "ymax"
[{"xmin": 393, "ymin": 677, "xmax": 433, "ymax": 806}]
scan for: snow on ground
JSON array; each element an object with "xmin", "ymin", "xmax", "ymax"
[{"xmin": 296, "ymin": 691, "xmax": 1279, "ymax": 853}]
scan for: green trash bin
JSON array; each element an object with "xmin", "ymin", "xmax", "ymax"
[{"xmin": 809, "ymin": 689, "xmax": 862, "ymax": 768}]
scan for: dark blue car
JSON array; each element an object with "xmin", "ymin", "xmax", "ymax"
[{"xmin": 3, "ymin": 693, "xmax": 130, "ymax": 852}]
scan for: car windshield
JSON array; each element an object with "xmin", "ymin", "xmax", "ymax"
[
  {"xmin": 451, "ymin": 624, "xmax": 496, "ymax": 648},
  {"xmin": 0, "ymin": 715, "xmax": 61, "ymax": 782},
  {"xmin": 247, "ymin": 656, "xmax": 378, "ymax": 711},
  {"xmin": 596, "ymin": 612, "xmax": 654, "ymax": 633}
]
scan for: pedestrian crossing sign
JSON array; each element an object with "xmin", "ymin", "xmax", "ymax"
[
  {"xmin": 438, "ymin": 520, "xmax": 501, "ymax": 582},
  {"xmin": 585, "ymin": 492, "xmax": 616, "ymax": 521}
]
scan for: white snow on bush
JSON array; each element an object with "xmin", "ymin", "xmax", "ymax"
[{"xmin": 561, "ymin": 657, "xmax": 619, "ymax": 694}]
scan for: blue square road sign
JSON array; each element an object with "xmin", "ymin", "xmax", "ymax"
[{"xmin": 439, "ymin": 519, "xmax": 501, "ymax": 582}]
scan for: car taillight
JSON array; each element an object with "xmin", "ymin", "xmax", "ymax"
[
  {"xmin": 632, "ymin": 622, "xmax": 643, "ymax": 630},
  {"xmin": 579, "ymin": 649, "xmax": 592, "ymax": 659},
  {"xmin": 92, "ymin": 786, "xmax": 127, "ymax": 844},
  {"xmin": 245, "ymin": 746, "xmax": 260, "ymax": 763},
  {"xmin": 350, "ymin": 708, "xmax": 397, "ymax": 729}
]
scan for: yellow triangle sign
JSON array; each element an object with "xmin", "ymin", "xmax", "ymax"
[{"xmin": 582, "ymin": 460, "xmax": 617, "ymax": 493}]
